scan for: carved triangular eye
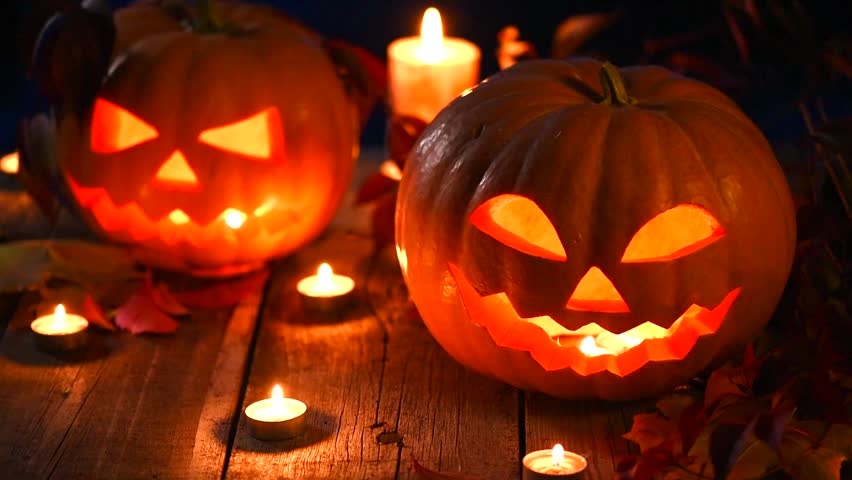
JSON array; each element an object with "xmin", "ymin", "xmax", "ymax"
[
  {"xmin": 622, "ymin": 204, "xmax": 724, "ymax": 263},
  {"xmin": 470, "ymin": 194, "xmax": 566, "ymax": 261},
  {"xmin": 91, "ymin": 98, "xmax": 158, "ymax": 153},
  {"xmin": 198, "ymin": 108, "xmax": 283, "ymax": 161}
]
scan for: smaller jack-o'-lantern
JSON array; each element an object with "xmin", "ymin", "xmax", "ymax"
[
  {"xmin": 396, "ymin": 59, "xmax": 796, "ymax": 400},
  {"xmin": 56, "ymin": 2, "xmax": 357, "ymax": 275}
]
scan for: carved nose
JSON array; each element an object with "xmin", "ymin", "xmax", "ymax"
[
  {"xmin": 153, "ymin": 150, "xmax": 201, "ymax": 191},
  {"xmin": 566, "ymin": 266, "xmax": 629, "ymax": 313}
]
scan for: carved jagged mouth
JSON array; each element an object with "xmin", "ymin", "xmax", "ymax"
[
  {"xmin": 67, "ymin": 176, "xmax": 299, "ymax": 247},
  {"xmin": 448, "ymin": 264, "xmax": 740, "ymax": 377}
]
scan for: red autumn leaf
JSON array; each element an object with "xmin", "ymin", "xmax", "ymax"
[
  {"xmin": 355, "ymin": 171, "xmax": 398, "ymax": 205},
  {"xmin": 704, "ymin": 363, "xmax": 752, "ymax": 413},
  {"xmin": 411, "ymin": 454, "xmax": 486, "ymax": 480},
  {"xmin": 171, "ymin": 269, "xmax": 269, "ymax": 309},
  {"xmin": 631, "ymin": 444, "xmax": 678, "ymax": 480},
  {"xmin": 323, "ymin": 39, "xmax": 386, "ymax": 128},
  {"xmin": 115, "ymin": 285, "xmax": 179, "ymax": 335},
  {"xmin": 388, "ymin": 114, "xmax": 428, "ymax": 167},
  {"xmin": 624, "ymin": 412, "xmax": 682, "ymax": 454},
  {"xmin": 145, "ymin": 275, "xmax": 189, "ymax": 317}
]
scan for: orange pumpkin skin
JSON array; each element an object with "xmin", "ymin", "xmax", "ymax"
[
  {"xmin": 395, "ymin": 59, "xmax": 796, "ymax": 400},
  {"xmin": 56, "ymin": 2, "xmax": 356, "ymax": 275}
]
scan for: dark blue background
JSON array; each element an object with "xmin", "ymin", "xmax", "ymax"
[{"xmin": 2, "ymin": 1, "xmax": 850, "ymax": 150}]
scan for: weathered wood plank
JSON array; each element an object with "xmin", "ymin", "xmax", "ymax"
[
  {"xmin": 0, "ymin": 290, "xmax": 259, "ymax": 479},
  {"xmin": 525, "ymin": 394, "xmax": 648, "ymax": 480},
  {"xmin": 368, "ymin": 247, "xmax": 520, "ymax": 480},
  {"xmin": 226, "ymin": 233, "xmax": 521, "ymax": 479},
  {"xmin": 226, "ymin": 232, "xmax": 395, "ymax": 479}
]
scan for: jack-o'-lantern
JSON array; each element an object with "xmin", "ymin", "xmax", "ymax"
[
  {"xmin": 395, "ymin": 59, "xmax": 796, "ymax": 400},
  {"xmin": 55, "ymin": 1, "xmax": 356, "ymax": 275}
]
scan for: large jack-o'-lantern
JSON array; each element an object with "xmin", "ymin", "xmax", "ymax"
[
  {"xmin": 55, "ymin": 2, "xmax": 356, "ymax": 276},
  {"xmin": 395, "ymin": 59, "xmax": 796, "ymax": 400}
]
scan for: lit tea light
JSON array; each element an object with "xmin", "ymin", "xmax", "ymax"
[
  {"xmin": 244, "ymin": 385, "xmax": 307, "ymax": 440},
  {"xmin": 30, "ymin": 304, "xmax": 90, "ymax": 352},
  {"xmin": 296, "ymin": 263, "xmax": 355, "ymax": 312},
  {"xmin": 0, "ymin": 151, "xmax": 18, "ymax": 174},
  {"xmin": 522, "ymin": 443, "xmax": 588, "ymax": 479},
  {"xmin": 388, "ymin": 7, "xmax": 480, "ymax": 122}
]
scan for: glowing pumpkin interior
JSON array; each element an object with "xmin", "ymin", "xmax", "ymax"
[
  {"xmin": 72, "ymin": 98, "xmax": 295, "ymax": 247},
  {"xmin": 460, "ymin": 194, "xmax": 737, "ymax": 376}
]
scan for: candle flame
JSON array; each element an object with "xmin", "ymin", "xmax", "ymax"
[
  {"xmin": 223, "ymin": 208, "xmax": 247, "ymax": 229},
  {"xmin": 0, "ymin": 151, "xmax": 19, "ymax": 174},
  {"xmin": 552, "ymin": 443, "xmax": 565, "ymax": 466},
  {"xmin": 317, "ymin": 263, "xmax": 335, "ymax": 291},
  {"xmin": 419, "ymin": 7, "xmax": 445, "ymax": 63},
  {"xmin": 54, "ymin": 304, "xmax": 66, "ymax": 322},
  {"xmin": 272, "ymin": 384, "xmax": 283, "ymax": 400},
  {"xmin": 579, "ymin": 336, "xmax": 597, "ymax": 355}
]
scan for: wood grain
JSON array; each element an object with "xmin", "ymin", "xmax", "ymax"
[
  {"xmin": 0, "ymin": 292, "xmax": 257, "ymax": 479},
  {"xmin": 226, "ymin": 233, "xmax": 521, "ymax": 479},
  {"xmin": 525, "ymin": 393, "xmax": 651, "ymax": 479}
]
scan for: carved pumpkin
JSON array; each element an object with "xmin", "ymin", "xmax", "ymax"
[
  {"xmin": 395, "ymin": 59, "xmax": 796, "ymax": 400},
  {"xmin": 56, "ymin": 2, "xmax": 356, "ymax": 275}
]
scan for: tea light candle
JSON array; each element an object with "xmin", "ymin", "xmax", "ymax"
[
  {"xmin": 245, "ymin": 385, "xmax": 307, "ymax": 440},
  {"xmin": 388, "ymin": 7, "xmax": 480, "ymax": 122},
  {"xmin": 296, "ymin": 262, "xmax": 355, "ymax": 312},
  {"xmin": 523, "ymin": 444, "xmax": 587, "ymax": 479},
  {"xmin": 30, "ymin": 304, "xmax": 89, "ymax": 352}
]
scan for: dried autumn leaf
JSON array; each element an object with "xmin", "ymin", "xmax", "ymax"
[
  {"xmin": 323, "ymin": 39, "xmax": 386, "ymax": 128},
  {"xmin": 146, "ymin": 276, "xmax": 189, "ymax": 317},
  {"xmin": 624, "ymin": 412, "xmax": 682, "ymax": 454},
  {"xmin": 496, "ymin": 26, "xmax": 537, "ymax": 70},
  {"xmin": 704, "ymin": 363, "xmax": 752, "ymax": 413},
  {"xmin": 411, "ymin": 454, "xmax": 487, "ymax": 480},
  {"xmin": 115, "ymin": 285, "xmax": 179, "ymax": 335},
  {"xmin": 387, "ymin": 114, "xmax": 428, "ymax": 167},
  {"xmin": 171, "ymin": 268, "xmax": 269, "ymax": 309}
]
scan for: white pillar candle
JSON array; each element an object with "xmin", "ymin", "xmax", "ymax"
[{"xmin": 388, "ymin": 7, "xmax": 480, "ymax": 122}]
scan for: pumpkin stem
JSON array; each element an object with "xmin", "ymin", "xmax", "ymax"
[
  {"xmin": 599, "ymin": 62, "xmax": 636, "ymax": 107},
  {"xmin": 195, "ymin": 0, "xmax": 222, "ymax": 32}
]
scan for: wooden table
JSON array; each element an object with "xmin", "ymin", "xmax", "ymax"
[{"xmin": 0, "ymin": 152, "xmax": 647, "ymax": 480}]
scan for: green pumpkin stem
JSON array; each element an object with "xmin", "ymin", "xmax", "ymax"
[
  {"xmin": 195, "ymin": 0, "xmax": 222, "ymax": 32},
  {"xmin": 599, "ymin": 62, "xmax": 636, "ymax": 106}
]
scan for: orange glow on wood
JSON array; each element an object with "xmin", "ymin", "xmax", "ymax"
[
  {"xmin": 449, "ymin": 263, "xmax": 740, "ymax": 376},
  {"xmin": 90, "ymin": 98, "xmax": 158, "ymax": 153},
  {"xmin": 153, "ymin": 150, "xmax": 201, "ymax": 191},
  {"xmin": 470, "ymin": 194, "xmax": 566, "ymax": 261},
  {"xmin": 622, "ymin": 204, "xmax": 724, "ymax": 262},
  {"xmin": 566, "ymin": 266, "xmax": 629, "ymax": 313},
  {"xmin": 198, "ymin": 108, "xmax": 282, "ymax": 160}
]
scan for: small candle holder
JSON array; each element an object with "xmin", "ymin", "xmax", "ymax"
[
  {"xmin": 30, "ymin": 304, "xmax": 89, "ymax": 353},
  {"xmin": 522, "ymin": 444, "xmax": 587, "ymax": 479},
  {"xmin": 244, "ymin": 385, "xmax": 307, "ymax": 441},
  {"xmin": 296, "ymin": 263, "xmax": 355, "ymax": 313}
]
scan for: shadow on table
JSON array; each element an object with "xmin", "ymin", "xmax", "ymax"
[
  {"xmin": 0, "ymin": 327, "xmax": 124, "ymax": 366},
  {"xmin": 231, "ymin": 409, "xmax": 338, "ymax": 453}
]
